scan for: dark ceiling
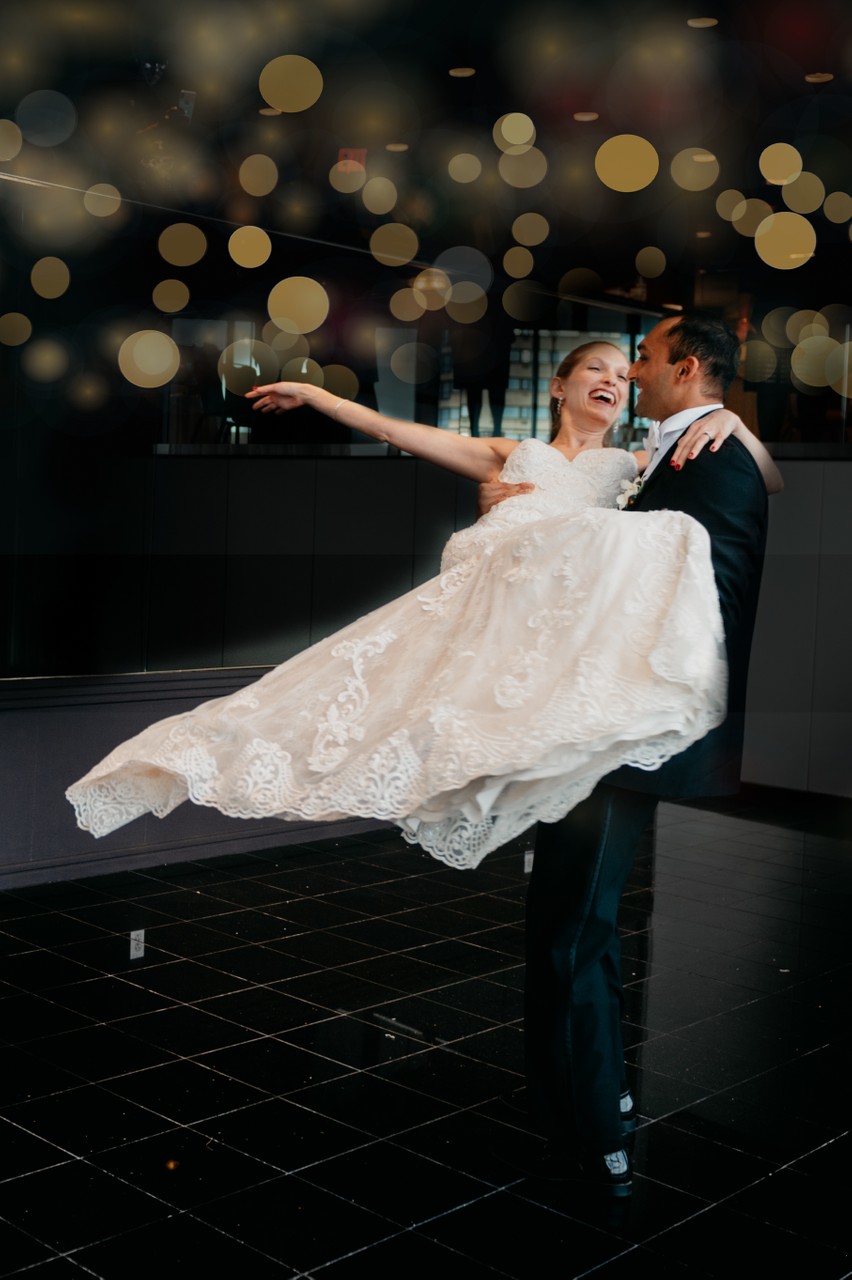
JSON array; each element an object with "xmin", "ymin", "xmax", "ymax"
[{"xmin": 1, "ymin": 0, "xmax": 850, "ymax": 344}]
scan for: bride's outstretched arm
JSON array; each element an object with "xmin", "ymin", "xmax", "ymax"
[{"xmin": 246, "ymin": 382, "xmax": 515, "ymax": 483}]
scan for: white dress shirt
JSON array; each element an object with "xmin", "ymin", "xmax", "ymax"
[{"xmin": 642, "ymin": 404, "xmax": 723, "ymax": 481}]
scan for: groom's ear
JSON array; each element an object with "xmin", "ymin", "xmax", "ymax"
[{"xmin": 676, "ymin": 355, "xmax": 702, "ymax": 383}]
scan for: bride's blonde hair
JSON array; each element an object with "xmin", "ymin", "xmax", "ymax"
[{"xmin": 549, "ymin": 341, "xmax": 626, "ymax": 443}]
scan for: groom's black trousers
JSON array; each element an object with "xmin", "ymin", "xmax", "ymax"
[{"xmin": 525, "ymin": 783, "xmax": 658, "ymax": 1154}]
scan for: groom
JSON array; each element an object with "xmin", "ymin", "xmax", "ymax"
[{"xmin": 514, "ymin": 313, "xmax": 769, "ymax": 1195}]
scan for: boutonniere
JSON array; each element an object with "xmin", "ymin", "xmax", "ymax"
[{"xmin": 616, "ymin": 477, "xmax": 644, "ymax": 509}]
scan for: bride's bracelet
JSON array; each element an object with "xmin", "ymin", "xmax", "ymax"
[{"xmin": 331, "ymin": 398, "xmax": 345, "ymax": 420}]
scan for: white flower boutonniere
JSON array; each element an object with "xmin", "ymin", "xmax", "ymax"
[{"xmin": 616, "ymin": 477, "xmax": 644, "ymax": 509}]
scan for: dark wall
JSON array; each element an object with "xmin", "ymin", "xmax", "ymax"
[
  {"xmin": 0, "ymin": 453, "xmax": 477, "ymax": 887},
  {"xmin": 4, "ymin": 450, "xmax": 477, "ymax": 678}
]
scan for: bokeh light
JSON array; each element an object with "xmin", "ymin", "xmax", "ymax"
[
  {"xmin": 321, "ymin": 364, "xmax": 359, "ymax": 400},
  {"xmin": 559, "ymin": 267, "xmax": 603, "ymax": 297},
  {"xmin": 267, "ymin": 276, "xmax": 330, "ymax": 333},
  {"xmin": 228, "ymin": 226, "xmax": 272, "ymax": 268},
  {"xmin": 329, "ymin": 161, "xmax": 366, "ymax": 193},
  {"xmin": 389, "ymin": 288, "xmax": 425, "ymax": 322},
  {"xmin": 152, "ymin": 280, "xmax": 190, "ymax": 313},
  {"xmin": 218, "ymin": 338, "xmax": 279, "ymax": 394},
  {"xmin": 754, "ymin": 212, "xmax": 817, "ymax": 268},
  {"xmin": 362, "ymin": 177, "xmax": 397, "ymax": 214},
  {"xmin": 158, "ymin": 223, "xmax": 208, "ymax": 267},
  {"xmin": 68, "ymin": 372, "xmax": 109, "ymax": 410},
  {"xmin": 732, "ymin": 198, "xmax": 774, "ymax": 237},
  {"xmin": 819, "ymin": 303, "xmax": 852, "ymax": 338},
  {"xmin": 7, "ymin": 157, "xmax": 92, "ymax": 249},
  {"xmin": 825, "ymin": 342, "xmax": 852, "ymax": 395},
  {"xmin": 118, "ymin": 331, "xmax": 181, "ymax": 388},
  {"xmin": 278, "ymin": 181, "xmax": 321, "ymax": 231},
  {"xmin": 823, "ymin": 191, "xmax": 852, "ymax": 223},
  {"xmin": 22, "ymin": 337, "xmax": 69, "ymax": 381},
  {"xmin": 670, "ymin": 148, "xmax": 719, "ymax": 191},
  {"xmin": 268, "ymin": 330, "xmax": 310, "ymax": 364},
  {"xmin": 782, "ymin": 172, "xmax": 825, "ymax": 214},
  {"xmin": 493, "ymin": 113, "xmax": 536, "ymax": 152},
  {"xmin": 761, "ymin": 306, "xmax": 796, "ymax": 346},
  {"xmin": 448, "ymin": 153, "xmax": 482, "ymax": 183},
  {"xmin": 716, "ymin": 188, "xmax": 745, "ymax": 220},
  {"xmin": 259, "ymin": 56, "xmax": 323, "ymax": 113},
  {"xmin": 369, "ymin": 222, "xmax": 419, "ymax": 267},
  {"xmin": 512, "ymin": 213, "xmax": 549, "ymax": 246},
  {"xmin": 16, "ymin": 90, "xmax": 77, "ymax": 146},
  {"xmin": 502, "ymin": 279, "xmax": 545, "ymax": 322},
  {"xmin": 239, "ymin": 154, "xmax": 278, "ymax": 197},
  {"xmin": 498, "ymin": 147, "xmax": 548, "ymax": 189},
  {"xmin": 786, "ymin": 310, "xmax": 826, "ymax": 343},
  {"xmin": 740, "ymin": 340, "xmax": 777, "ymax": 382},
  {"xmin": 83, "ymin": 183, "xmax": 121, "ymax": 217},
  {"xmin": 503, "ymin": 246, "xmax": 534, "ymax": 278},
  {"xmin": 635, "ymin": 246, "xmax": 666, "ymax": 278},
  {"xmin": 595, "ymin": 135, "xmax": 659, "ymax": 192},
  {"xmin": 433, "ymin": 245, "xmax": 493, "ymax": 291},
  {"xmin": 791, "ymin": 335, "xmax": 838, "ymax": 386},
  {"xmin": 759, "ymin": 143, "xmax": 803, "ymax": 186},
  {"xmin": 280, "ymin": 355, "xmax": 323, "ymax": 387},
  {"xmin": 412, "ymin": 268, "xmax": 452, "ymax": 311},
  {"xmin": 446, "ymin": 282, "xmax": 488, "ymax": 325},
  {"xmin": 31, "ymin": 256, "xmax": 70, "ymax": 299},
  {"xmin": 0, "ymin": 119, "xmax": 23, "ymax": 161},
  {"xmin": 390, "ymin": 342, "xmax": 439, "ymax": 383},
  {"xmin": 0, "ymin": 312, "xmax": 32, "ymax": 345}
]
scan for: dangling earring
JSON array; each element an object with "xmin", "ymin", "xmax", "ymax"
[{"xmin": 555, "ymin": 395, "xmax": 564, "ymax": 419}]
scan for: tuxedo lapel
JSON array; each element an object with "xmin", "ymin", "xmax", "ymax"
[
  {"xmin": 632, "ymin": 408, "xmax": 720, "ymax": 509},
  {"xmin": 629, "ymin": 443, "xmax": 676, "ymax": 509}
]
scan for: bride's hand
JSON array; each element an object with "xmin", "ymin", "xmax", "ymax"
[
  {"xmin": 670, "ymin": 408, "xmax": 744, "ymax": 468},
  {"xmin": 245, "ymin": 382, "xmax": 310, "ymax": 414}
]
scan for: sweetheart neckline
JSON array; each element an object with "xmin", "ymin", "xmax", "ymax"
[{"xmin": 514, "ymin": 438, "xmax": 617, "ymax": 466}]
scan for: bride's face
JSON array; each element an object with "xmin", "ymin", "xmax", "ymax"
[{"xmin": 553, "ymin": 347, "xmax": 630, "ymax": 431}]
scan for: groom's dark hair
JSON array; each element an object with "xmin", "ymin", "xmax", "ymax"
[{"xmin": 665, "ymin": 313, "xmax": 740, "ymax": 397}]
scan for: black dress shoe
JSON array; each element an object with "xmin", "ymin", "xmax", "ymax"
[{"xmin": 528, "ymin": 1143, "xmax": 632, "ymax": 1198}]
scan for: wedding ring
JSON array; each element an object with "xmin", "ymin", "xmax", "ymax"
[{"xmin": 702, "ymin": 430, "xmax": 713, "ymax": 440}]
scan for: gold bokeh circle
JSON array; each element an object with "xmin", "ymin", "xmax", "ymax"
[
  {"xmin": 259, "ymin": 56, "xmax": 323, "ymax": 114},
  {"xmin": 754, "ymin": 212, "xmax": 817, "ymax": 269},
  {"xmin": 267, "ymin": 277, "xmax": 330, "ymax": 334},
  {"xmin": 595, "ymin": 135, "xmax": 659, "ymax": 192},
  {"xmin": 158, "ymin": 223, "xmax": 208, "ymax": 267},
  {"xmin": 118, "ymin": 331, "xmax": 181, "ymax": 388},
  {"xmin": 228, "ymin": 226, "xmax": 272, "ymax": 268}
]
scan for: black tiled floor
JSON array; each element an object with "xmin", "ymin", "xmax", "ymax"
[{"xmin": 1, "ymin": 792, "xmax": 850, "ymax": 1277}]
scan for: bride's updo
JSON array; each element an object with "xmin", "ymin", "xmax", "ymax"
[{"xmin": 549, "ymin": 341, "xmax": 626, "ymax": 443}]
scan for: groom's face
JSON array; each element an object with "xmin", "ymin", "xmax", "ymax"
[{"xmin": 629, "ymin": 320, "xmax": 680, "ymax": 422}]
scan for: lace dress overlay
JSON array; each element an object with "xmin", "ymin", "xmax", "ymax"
[{"xmin": 67, "ymin": 440, "xmax": 727, "ymax": 869}]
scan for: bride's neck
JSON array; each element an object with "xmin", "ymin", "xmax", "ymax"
[{"xmin": 551, "ymin": 420, "xmax": 608, "ymax": 459}]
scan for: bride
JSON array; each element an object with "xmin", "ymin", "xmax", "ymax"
[{"xmin": 66, "ymin": 342, "xmax": 781, "ymax": 868}]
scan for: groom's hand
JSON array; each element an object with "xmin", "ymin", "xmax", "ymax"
[{"xmin": 477, "ymin": 476, "xmax": 534, "ymax": 520}]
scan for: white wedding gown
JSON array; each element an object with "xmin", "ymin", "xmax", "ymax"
[{"xmin": 66, "ymin": 440, "xmax": 726, "ymax": 869}]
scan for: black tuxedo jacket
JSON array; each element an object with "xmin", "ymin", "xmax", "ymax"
[{"xmin": 607, "ymin": 435, "xmax": 768, "ymax": 797}]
